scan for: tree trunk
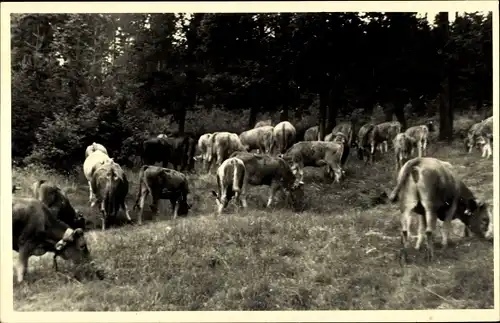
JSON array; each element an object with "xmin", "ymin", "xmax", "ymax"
[
  {"xmin": 248, "ymin": 106, "xmax": 258, "ymax": 128},
  {"xmin": 326, "ymin": 89, "xmax": 338, "ymax": 134},
  {"xmin": 438, "ymin": 12, "xmax": 453, "ymax": 142},
  {"xmin": 318, "ymin": 91, "xmax": 328, "ymax": 141}
]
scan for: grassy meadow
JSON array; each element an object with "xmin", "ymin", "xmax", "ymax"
[{"xmin": 11, "ymin": 113, "xmax": 495, "ymax": 311}]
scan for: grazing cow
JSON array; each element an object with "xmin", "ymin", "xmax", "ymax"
[
  {"xmin": 230, "ymin": 151, "xmax": 304, "ymax": 208},
  {"xmin": 32, "ymin": 180, "xmax": 86, "ymax": 270},
  {"xmin": 254, "ymin": 119, "xmax": 273, "ymax": 128},
  {"xmin": 327, "ymin": 132, "xmax": 351, "ymax": 167},
  {"xmin": 474, "ymin": 116, "xmax": 493, "ymax": 159},
  {"xmin": 355, "ymin": 123, "xmax": 375, "ymax": 163},
  {"xmin": 393, "ymin": 133, "xmax": 416, "ymax": 172},
  {"xmin": 12, "ymin": 197, "xmax": 99, "ymax": 283},
  {"xmin": 91, "ymin": 159, "xmax": 132, "ymax": 230},
  {"xmin": 239, "ymin": 126, "xmax": 274, "ymax": 154},
  {"xmin": 331, "ymin": 122, "xmax": 355, "ymax": 146},
  {"xmin": 465, "ymin": 121, "xmax": 484, "ymax": 153},
  {"xmin": 142, "ymin": 135, "xmax": 196, "ymax": 171},
  {"xmin": 369, "ymin": 121, "xmax": 402, "ymax": 161},
  {"xmin": 211, "ymin": 157, "xmax": 247, "ymax": 215},
  {"xmin": 133, "ymin": 165, "xmax": 191, "ymax": 225},
  {"xmin": 304, "ymin": 126, "xmax": 319, "ymax": 141},
  {"xmin": 209, "ymin": 132, "xmax": 247, "ymax": 170},
  {"xmin": 85, "ymin": 142, "xmax": 108, "ymax": 159},
  {"xmin": 194, "ymin": 133, "xmax": 214, "ymax": 172},
  {"xmin": 83, "ymin": 150, "xmax": 112, "ymax": 205},
  {"xmin": 404, "ymin": 121, "xmax": 434, "ymax": 157},
  {"xmin": 281, "ymin": 141, "xmax": 345, "ymax": 183},
  {"xmin": 271, "ymin": 121, "xmax": 297, "ymax": 155},
  {"xmin": 388, "ymin": 157, "xmax": 493, "ymax": 262}
]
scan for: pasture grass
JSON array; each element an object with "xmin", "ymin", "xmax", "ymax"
[{"xmin": 11, "ymin": 115, "xmax": 494, "ymax": 310}]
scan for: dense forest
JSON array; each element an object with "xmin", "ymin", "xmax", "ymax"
[{"xmin": 11, "ymin": 12, "xmax": 493, "ymax": 171}]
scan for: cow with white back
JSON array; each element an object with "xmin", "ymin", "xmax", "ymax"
[
  {"xmin": 271, "ymin": 121, "xmax": 297, "ymax": 155},
  {"xmin": 211, "ymin": 157, "xmax": 247, "ymax": 215},
  {"xmin": 133, "ymin": 165, "xmax": 191, "ymax": 225},
  {"xmin": 85, "ymin": 142, "xmax": 108, "ymax": 159},
  {"xmin": 90, "ymin": 159, "xmax": 132, "ymax": 230},
  {"xmin": 388, "ymin": 157, "xmax": 493, "ymax": 263},
  {"xmin": 239, "ymin": 126, "xmax": 274, "ymax": 154},
  {"xmin": 404, "ymin": 120, "xmax": 434, "ymax": 157},
  {"xmin": 280, "ymin": 141, "xmax": 345, "ymax": 183},
  {"xmin": 12, "ymin": 197, "xmax": 103, "ymax": 283},
  {"xmin": 230, "ymin": 151, "xmax": 304, "ymax": 209},
  {"xmin": 83, "ymin": 150, "xmax": 111, "ymax": 205}
]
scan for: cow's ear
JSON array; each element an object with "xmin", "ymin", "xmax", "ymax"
[
  {"xmin": 55, "ymin": 240, "xmax": 66, "ymax": 251},
  {"xmin": 317, "ymin": 159, "xmax": 327, "ymax": 166},
  {"xmin": 211, "ymin": 190, "xmax": 218, "ymax": 198},
  {"xmin": 74, "ymin": 228, "xmax": 84, "ymax": 237}
]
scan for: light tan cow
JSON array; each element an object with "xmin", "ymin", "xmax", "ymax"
[
  {"xmin": 254, "ymin": 119, "xmax": 273, "ymax": 128},
  {"xmin": 393, "ymin": 133, "xmax": 416, "ymax": 172},
  {"xmin": 85, "ymin": 142, "xmax": 108, "ymax": 159},
  {"xmin": 209, "ymin": 132, "xmax": 247, "ymax": 170},
  {"xmin": 465, "ymin": 122, "xmax": 483, "ymax": 153},
  {"xmin": 388, "ymin": 157, "xmax": 493, "ymax": 263},
  {"xmin": 239, "ymin": 126, "xmax": 274, "ymax": 154},
  {"xmin": 211, "ymin": 157, "xmax": 247, "ymax": 215},
  {"xmin": 193, "ymin": 133, "xmax": 213, "ymax": 172},
  {"xmin": 404, "ymin": 121, "xmax": 434, "ymax": 157},
  {"xmin": 83, "ymin": 150, "xmax": 111, "ymax": 205},
  {"xmin": 474, "ymin": 116, "xmax": 493, "ymax": 159},
  {"xmin": 271, "ymin": 121, "xmax": 297, "ymax": 155}
]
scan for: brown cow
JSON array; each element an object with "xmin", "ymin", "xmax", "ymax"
[
  {"xmin": 193, "ymin": 133, "xmax": 214, "ymax": 172},
  {"xmin": 208, "ymin": 132, "xmax": 247, "ymax": 171},
  {"xmin": 393, "ymin": 133, "xmax": 416, "ymax": 172},
  {"xmin": 355, "ymin": 123, "xmax": 375, "ymax": 164},
  {"xmin": 404, "ymin": 121, "xmax": 434, "ymax": 157},
  {"xmin": 388, "ymin": 157, "xmax": 493, "ymax": 262},
  {"xmin": 331, "ymin": 122, "xmax": 355, "ymax": 146},
  {"xmin": 474, "ymin": 116, "xmax": 493, "ymax": 159},
  {"xmin": 304, "ymin": 126, "xmax": 319, "ymax": 141},
  {"xmin": 369, "ymin": 121, "xmax": 402, "ymax": 160},
  {"xmin": 211, "ymin": 157, "xmax": 247, "ymax": 215}
]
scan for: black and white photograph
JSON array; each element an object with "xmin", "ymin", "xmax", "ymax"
[{"xmin": 1, "ymin": 1, "xmax": 498, "ymax": 321}]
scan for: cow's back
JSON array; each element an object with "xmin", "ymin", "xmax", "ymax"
[
  {"xmin": 358, "ymin": 123, "xmax": 375, "ymax": 147},
  {"xmin": 83, "ymin": 150, "xmax": 111, "ymax": 180},
  {"xmin": 231, "ymin": 151, "xmax": 292, "ymax": 186}
]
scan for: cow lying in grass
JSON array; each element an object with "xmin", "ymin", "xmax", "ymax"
[{"xmin": 388, "ymin": 157, "xmax": 493, "ymax": 263}]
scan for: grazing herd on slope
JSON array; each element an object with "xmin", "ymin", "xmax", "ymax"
[{"xmin": 12, "ymin": 115, "xmax": 494, "ymax": 283}]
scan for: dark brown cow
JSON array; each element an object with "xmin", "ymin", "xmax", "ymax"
[
  {"xmin": 388, "ymin": 157, "xmax": 493, "ymax": 262},
  {"xmin": 369, "ymin": 121, "xmax": 402, "ymax": 161},
  {"xmin": 230, "ymin": 151, "xmax": 304, "ymax": 209},
  {"xmin": 133, "ymin": 165, "xmax": 191, "ymax": 225},
  {"xmin": 12, "ymin": 197, "xmax": 100, "ymax": 283}
]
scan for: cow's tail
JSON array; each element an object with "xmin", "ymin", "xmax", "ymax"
[
  {"xmin": 104, "ymin": 169, "xmax": 117, "ymax": 219},
  {"xmin": 388, "ymin": 158, "xmax": 421, "ymax": 203},
  {"xmin": 281, "ymin": 124, "xmax": 286, "ymax": 154},
  {"xmin": 133, "ymin": 165, "xmax": 148, "ymax": 210},
  {"xmin": 232, "ymin": 159, "xmax": 242, "ymax": 193}
]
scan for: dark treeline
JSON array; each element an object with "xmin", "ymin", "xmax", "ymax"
[{"xmin": 11, "ymin": 12, "xmax": 493, "ymax": 171}]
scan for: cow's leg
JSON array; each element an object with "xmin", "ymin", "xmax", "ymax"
[
  {"xmin": 400, "ymin": 208, "xmax": 412, "ymax": 263},
  {"xmin": 421, "ymin": 202, "xmax": 438, "ymax": 261},
  {"xmin": 16, "ymin": 243, "xmax": 36, "ymax": 283},
  {"xmin": 384, "ymin": 141, "xmax": 388, "ymax": 153},
  {"xmin": 422, "ymin": 138, "xmax": 428, "ymax": 156},
  {"xmin": 138, "ymin": 189, "xmax": 149, "ymax": 225},
  {"xmin": 100, "ymin": 200, "xmax": 106, "ymax": 231},
  {"xmin": 53, "ymin": 254, "xmax": 59, "ymax": 271},
  {"xmin": 88, "ymin": 181, "xmax": 95, "ymax": 206},
  {"xmin": 266, "ymin": 184, "xmax": 279, "ymax": 208},
  {"xmin": 172, "ymin": 199, "xmax": 179, "ymax": 220},
  {"xmin": 441, "ymin": 202, "xmax": 457, "ymax": 248},
  {"xmin": 123, "ymin": 203, "xmax": 132, "ymax": 223},
  {"xmin": 417, "ymin": 141, "xmax": 423, "ymax": 157}
]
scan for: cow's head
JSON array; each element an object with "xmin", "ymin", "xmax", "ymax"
[
  {"xmin": 464, "ymin": 199, "xmax": 493, "ymax": 240},
  {"xmin": 475, "ymin": 135, "xmax": 487, "ymax": 148},
  {"xmin": 55, "ymin": 228, "xmax": 91, "ymax": 264}
]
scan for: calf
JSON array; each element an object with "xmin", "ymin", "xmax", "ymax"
[
  {"xmin": 85, "ymin": 142, "xmax": 108, "ymax": 159},
  {"xmin": 281, "ymin": 141, "xmax": 345, "ymax": 183},
  {"xmin": 133, "ymin": 165, "xmax": 191, "ymax": 225},
  {"xmin": 211, "ymin": 157, "xmax": 247, "ymax": 215},
  {"xmin": 12, "ymin": 197, "xmax": 98, "ymax": 283},
  {"xmin": 404, "ymin": 121, "xmax": 433, "ymax": 157},
  {"xmin": 388, "ymin": 157, "xmax": 493, "ymax": 262},
  {"xmin": 393, "ymin": 133, "xmax": 416, "ymax": 172},
  {"xmin": 91, "ymin": 159, "xmax": 132, "ymax": 230},
  {"xmin": 230, "ymin": 151, "xmax": 304, "ymax": 208},
  {"xmin": 239, "ymin": 126, "xmax": 274, "ymax": 154}
]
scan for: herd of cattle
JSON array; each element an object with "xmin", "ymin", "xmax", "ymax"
[{"xmin": 12, "ymin": 114, "xmax": 494, "ymax": 283}]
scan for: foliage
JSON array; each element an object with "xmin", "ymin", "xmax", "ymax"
[{"xmin": 10, "ymin": 12, "xmax": 493, "ymax": 170}]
